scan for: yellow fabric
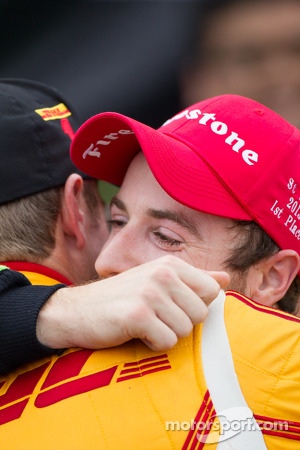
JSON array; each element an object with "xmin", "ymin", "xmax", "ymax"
[
  {"xmin": 0, "ymin": 274, "xmax": 299, "ymax": 449},
  {"xmin": 19, "ymin": 271, "xmax": 62, "ymax": 286}
]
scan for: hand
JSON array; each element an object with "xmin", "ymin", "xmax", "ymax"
[{"xmin": 36, "ymin": 255, "xmax": 229, "ymax": 351}]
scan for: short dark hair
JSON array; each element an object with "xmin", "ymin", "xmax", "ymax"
[{"xmin": 225, "ymin": 220, "xmax": 299, "ymax": 314}]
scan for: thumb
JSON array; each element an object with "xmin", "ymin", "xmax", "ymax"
[{"xmin": 206, "ymin": 270, "xmax": 230, "ymax": 291}]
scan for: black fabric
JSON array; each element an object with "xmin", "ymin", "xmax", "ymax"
[
  {"xmin": 0, "ymin": 269, "xmax": 65, "ymax": 375},
  {"xmin": 0, "ymin": 78, "xmax": 90, "ymax": 204}
]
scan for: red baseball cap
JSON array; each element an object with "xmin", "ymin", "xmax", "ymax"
[{"xmin": 70, "ymin": 94, "xmax": 300, "ymax": 256}]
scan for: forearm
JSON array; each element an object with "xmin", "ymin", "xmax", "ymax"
[{"xmin": 36, "ymin": 285, "xmax": 86, "ymax": 349}]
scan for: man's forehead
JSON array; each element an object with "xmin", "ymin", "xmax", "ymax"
[
  {"xmin": 122, "ymin": 149, "xmax": 237, "ymax": 231},
  {"xmin": 124, "ymin": 151, "xmax": 148, "ymax": 180}
]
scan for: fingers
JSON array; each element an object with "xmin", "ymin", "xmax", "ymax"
[
  {"xmin": 147, "ymin": 255, "xmax": 229, "ymax": 310},
  {"xmin": 119, "ymin": 256, "xmax": 228, "ymax": 349},
  {"xmin": 135, "ymin": 317, "xmax": 179, "ymax": 351},
  {"xmin": 124, "ymin": 301, "xmax": 196, "ymax": 351},
  {"xmin": 153, "ymin": 255, "xmax": 228, "ymax": 302}
]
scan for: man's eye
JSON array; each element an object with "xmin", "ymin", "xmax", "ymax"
[
  {"xmin": 107, "ymin": 219, "xmax": 126, "ymax": 229},
  {"xmin": 153, "ymin": 231, "xmax": 182, "ymax": 247}
]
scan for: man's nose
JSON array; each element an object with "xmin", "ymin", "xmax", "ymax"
[{"xmin": 95, "ymin": 228, "xmax": 143, "ymax": 278}]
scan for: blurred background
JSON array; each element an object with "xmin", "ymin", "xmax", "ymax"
[
  {"xmin": 0, "ymin": 0, "xmax": 202, "ymax": 128},
  {"xmin": 179, "ymin": 0, "xmax": 300, "ymax": 128},
  {"xmin": 1, "ymin": 0, "xmax": 300, "ymax": 128}
]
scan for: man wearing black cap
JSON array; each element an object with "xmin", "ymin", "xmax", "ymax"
[
  {"xmin": 0, "ymin": 79, "xmax": 221, "ymax": 375},
  {"xmin": 0, "ymin": 77, "xmax": 107, "ymax": 370},
  {"xmin": 0, "ymin": 78, "xmax": 108, "ymax": 285}
]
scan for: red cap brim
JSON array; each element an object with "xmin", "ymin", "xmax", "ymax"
[{"xmin": 70, "ymin": 112, "xmax": 251, "ymax": 220}]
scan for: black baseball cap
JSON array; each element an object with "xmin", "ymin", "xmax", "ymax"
[{"xmin": 0, "ymin": 78, "xmax": 90, "ymax": 204}]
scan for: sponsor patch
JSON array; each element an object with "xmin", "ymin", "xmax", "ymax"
[{"xmin": 35, "ymin": 103, "xmax": 71, "ymax": 121}]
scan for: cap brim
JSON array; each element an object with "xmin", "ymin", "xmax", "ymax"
[{"xmin": 70, "ymin": 112, "xmax": 251, "ymax": 220}]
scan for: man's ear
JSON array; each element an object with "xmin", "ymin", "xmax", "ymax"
[
  {"xmin": 60, "ymin": 174, "xmax": 86, "ymax": 249},
  {"xmin": 250, "ymin": 249, "xmax": 300, "ymax": 307}
]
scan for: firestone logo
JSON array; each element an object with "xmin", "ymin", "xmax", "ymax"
[
  {"xmin": 81, "ymin": 108, "xmax": 259, "ymax": 167},
  {"xmin": 162, "ymin": 108, "xmax": 259, "ymax": 166}
]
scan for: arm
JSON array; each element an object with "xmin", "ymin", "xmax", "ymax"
[
  {"xmin": 37, "ymin": 256, "xmax": 229, "ymax": 351},
  {"xmin": 1, "ymin": 256, "xmax": 229, "ymax": 374}
]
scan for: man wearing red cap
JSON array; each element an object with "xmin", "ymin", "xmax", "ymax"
[
  {"xmin": 0, "ymin": 79, "xmax": 224, "ymax": 376},
  {"xmin": 1, "ymin": 94, "xmax": 299, "ymax": 449},
  {"xmin": 72, "ymin": 93, "xmax": 300, "ymax": 316}
]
